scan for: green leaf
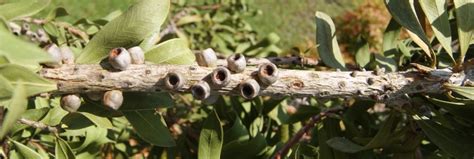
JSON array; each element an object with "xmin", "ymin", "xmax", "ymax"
[
  {"xmin": 0, "ymin": 29, "xmax": 55, "ymax": 70},
  {"xmin": 0, "ymin": 82, "xmax": 26, "ymax": 139},
  {"xmin": 10, "ymin": 139, "xmax": 43, "ymax": 159},
  {"xmin": 76, "ymin": 0, "xmax": 170, "ymax": 63},
  {"xmin": 45, "ymin": 7, "xmax": 69, "ymax": 21},
  {"xmin": 315, "ymin": 11, "xmax": 346, "ymax": 70},
  {"xmin": 416, "ymin": 118, "xmax": 474, "ymax": 159},
  {"xmin": 419, "ymin": 0, "xmax": 453, "ymax": 60},
  {"xmin": 0, "ymin": 0, "xmax": 50, "ymax": 21},
  {"xmin": 0, "ymin": 75, "xmax": 14, "ymax": 100},
  {"xmin": 123, "ymin": 110, "xmax": 175, "ymax": 147},
  {"xmin": 445, "ymin": 84, "xmax": 474, "ymax": 100},
  {"xmin": 198, "ymin": 110, "xmax": 223, "ymax": 159},
  {"xmin": 55, "ymin": 137, "xmax": 76, "ymax": 159},
  {"xmin": 224, "ymin": 117, "xmax": 249, "ymax": 144},
  {"xmin": 375, "ymin": 54, "xmax": 397, "ymax": 72},
  {"xmin": 144, "ymin": 38, "xmax": 195, "ymax": 65},
  {"xmin": 0, "ymin": 64, "xmax": 56, "ymax": 96},
  {"xmin": 427, "ymin": 97, "xmax": 474, "ymax": 122},
  {"xmin": 382, "ymin": 19, "xmax": 402, "ymax": 55},
  {"xmin": 453, "ymin": 0, "xmax": 474, "ymax": 64},
  {"xmin": 120, "ymin": 92, "xmax": 173, "ymax": 110},
  {"xmin": 221, "ymin": 133, "xmax": 267, "ymax": 159},
  {"xmin": 385, "ymin": 0, "xmax": 432, "ymax": 58},
  {"xmin": 325, "ymin": 137, "xmax": 365, "ymax": 153},
  {"xmin": 79, "ymin": 112, "xmax": 113, "ymax": 129},
  {"xmin": 355, "ymin": 41, "xmax": 371, "ymax": 68}
]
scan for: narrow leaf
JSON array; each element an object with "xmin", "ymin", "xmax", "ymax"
[
  {"xmin": 0, "ymin": 29, "xmax": 55, "ymax": 70},
  {"xmin": 416, "ymin": 118, "xmax": 474, "ymax": 159},
  {"xmin": 76, "ymin": 0, "xmax": 170, "ymax": 63},
  {"xmin": 453, "ymin": 0, "xmax": 474, "ymax": 64},
  {"xmin": 427, "ymin": 97, "xmax": 474, "ymax": 122},
  {"xmin": 144, "ymin": 38, "xmax": 195, "ymax": 65},
  {"xmin": 123, "ymin": 110, "xmax": 175, "ymax": 146},
  {"xmin": 385, "ymin": 0, "xmax": 432, "ymax": 58},
  {"xmin": 198, "ymin": 110, "xmax": 224, "ymax": 159},
  {"xmin": 0, "ymin": 82, "xmax": 26, "ymax": 139},
  {"xmin": 419, "ymin": 0, "xmax": 453, "ymax": 59},
  {"xmin": 315, "ymin": 11, "xmax": 346, "ymax": 70},
  {"xmin": 55, "ymin": 137, "xmax": 76, "ymax": 159},
  {"xmin": 0, "ymin": 75, "xmax": 14, "ymax": 100},
  {"xmin": 0, "ymin": 64, "xmax": 56, "ymax": 96},
  {"xmin": 79, "ymin": 112, "xmax": 113, "ymax": 129},
  {"xmin": 445, "ymin": 84, "xmax": 474, "ymax": 100},
  {"xmin": 382, "ymin": 19, "xmax": 402, "ymax": 55},
  {"xmin": 0, "ymin": 0, "xmax": 50, "ymax": 21},
  {"xmin": 10, "ymin": 139, "xmax": 43, "ymax": 159}
]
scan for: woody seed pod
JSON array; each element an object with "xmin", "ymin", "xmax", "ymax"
[
  {"xmin": 164, "ymin": 72, "xmax": 186, "ymax": 90},
  {"xmin": 191, "ymin": 81, "xmax": 211, "ymax": 100},
  {"xmin": 257, "ymin": 63, "xmax": 279, "ymax": 86},
  {"xmin": 227, "ymin": 53, "xmax": 246, "ymax": 73},
  {"xmin": 44, "ymin": 44, "xmax": 62, "ymax": 67},
  {"xmin": 195, "ymin": 48, "xmax": 217, "ymax": 67},
  {"xmin": 109, "ymin": 47, "xmax": 131, "ymax": 71},
  {"xmin": 103, "ymin": 90, "xmax": 123, "ymax": 110},
  {"xmin": 239, "ymin": 79, "xmax": 260, "ymax": 99},
  {"xmin": 60, "ymin": 46, "xmax": 75, "ymax": 65},
  {"xmin": 128, "ymin": 46, "xmax": 145, "ymax": 64},
  {"xmin": 60, "ymin": 94, "xmax": 81, "ymax": 112},
  {"xmin": 211, "ymin": 67, "xmax": 231, "ymax": 87}
]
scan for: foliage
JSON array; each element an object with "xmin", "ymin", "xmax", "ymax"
[{"xmin": 0, "ymin": 0, "xmax": 474, "ymax": 159}]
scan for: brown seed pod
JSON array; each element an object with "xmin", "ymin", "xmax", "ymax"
[
  {"xmin": 164, "ymin": 72, "xmax": 186, "ymax": 90},
  {"xmin": 211, "ymin": 67, "xmax": 231, "ymax": 87},
  {"xmin": 239, "ymin": 79, "xmax": 260, "ymax": 99},
  {"xmin": 60, "ymin": 94, "xmax": 81, "ymax": 112},
  {"xmin": 103, "ymin": 90, "xmax": 124, "ymax": 110},
  {"xmin": 195, "ymin": 48, "xmax": 217, "ymax": 67},
  {"xmin": 109, "ymin": 47, "xmax": 132, "ymax": 71},
  {"xmin": 127, "ymin": 46, "xmax": 145, "ymax": 64},
  {"xmin": 257, "ymin": 63, "xmax": 279, "ymax": 85},
  {"xmin": 227, "ymin": 53, "xmax": 246, "ymax": 73},
  {"xmin": 191, "ymin": 81, "xmax": 211, "ymax": 100}
]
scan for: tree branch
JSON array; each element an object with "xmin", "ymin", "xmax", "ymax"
[
  {"xmin": 18, "ymin": 118, "xmax": 61, "ymax": 133},
  {"xmin": 273, "ymin": 106, "xmax": 346, "ymax": 159},
  {"xmin": 38, "ymin": 63, "xmax": 467, "ymax": 102}
]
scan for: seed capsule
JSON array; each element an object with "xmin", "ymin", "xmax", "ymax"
[
  {"xmin": 195, "ymin": 48, "xmax": 217, "ymax": 67},
  {"xmin": 44, "ymin": 44, "xmax": 63, "ymax": 67},
  {"xmin": 257, "ymin": 63, "xmax": 279, "ymax": 86},
  {"xmin": 164, "ymin": 72, "xmax": 186, "ymax": 90},
  {"xmin": 227, "ymin": 53, "xmax": 246, "ymax": 73},
  {"xmin": 239, "ymin": 79, "xmax": 260, "ymax": 99},
  {"xmin": 103, "ymin": 90, "xmax": 124, "ymax": 110},
  {"xmin": 60, "ymin": 94, "xmax": 81, "ymax": 112},
  {"xmin": 60, "ymin": 46, "xmax": 75, "ymax": 65},
  {"xmin": 109, "ymin": 47, "xmax": 131, "ymax": 71},
  {"xmin": 191, "ymin": 81, "xmax": 211, "ymax": 100},
  {"xmin": 128, "ymin": 46, "xmax": 145, "ymax": 64},
  {"xmin": 211, "ymin": 67, "xmax": 231, "ymax": 87}
]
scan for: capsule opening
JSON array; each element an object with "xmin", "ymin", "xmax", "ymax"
[
  {"xmin": 241, "ymin": 83, "xmax": 255, "ymax": 99},
  {"xmin": 192, "ymin": 85, "xmax": 206, "ymax": 99}
]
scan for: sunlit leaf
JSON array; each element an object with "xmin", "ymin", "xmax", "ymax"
[
  {"xmin": 453, "ymin": 0, "xmax": 474, "ymax": 64},
  {"xmin": 79, "ymin": 112, "xmax": 113, "ymax": 129},
  {"xmin": 198, "ymin": 110, "xmax": 223, "ymax": 159},
  {"xmin": 0, "ymin": 82, "xmax": 26, "ymax": 139},
  {"xmin": 55, "ymin": 136, "xmax": 76, "ymax": 159},
  {"xmin": 0, "ymin": 0, "xmax": 50, "ymax": 21},
  {"xmin": 123, "ymin": 110, "xmax": 175, "ymax": 147},
  {"xmin": 355, "ymin": 41, "xmax": 371, "ymax": 68},
  {"xmin": 45, "ymin": 7, "xmax": 69, "ymax": 21},
  {"xmin": 445, "ymin": 84, "xmax": 474, "ymax": 100},
  {"xmin": 382, "ymin": 19, "xmax": 402, "ymax": 55},
  {"xmin": 419, "ymin": 0, "xmax": 453, "ymax": 60},
  {"xmin": 0, "ymin": 64, "xmax": 56, "ymax": 97},
  {"xmin": 315, "ymin": 11, "xmax": 346, "ymax": 70},
  {"xmin": 385, "ymin": 0, "xmax": 432, "ymax": 58},
  {"xmin": 76, "ymin": 0, "xmax": 170, "ymax": 63},
  {"xmin": 10, "ymin": 139, "xmax": 43, "ymax": 159},
  {"xmin": 0, "ymin": 75, "xmax": 14, "ymax": 100},
  {"xmin": 0, "ymin": 29, "xmax": 55, "ymax": 70},
  {"xmin": 144, "ymin": 38, "xmax": 195, "ymax": 64}
]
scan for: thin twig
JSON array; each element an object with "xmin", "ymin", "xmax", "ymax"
[
  {"xmin": 273, "ymin": 107, "xmax": 346, "ymax": 159},
  {"xmin": 18, "ymin": 118, "xmax": 61, "ymax": 133}
]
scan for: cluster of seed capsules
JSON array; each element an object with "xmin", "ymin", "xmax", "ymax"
[{"xmin": 58, "ymin": 47, "xmax": 279, "ymax": 113}]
